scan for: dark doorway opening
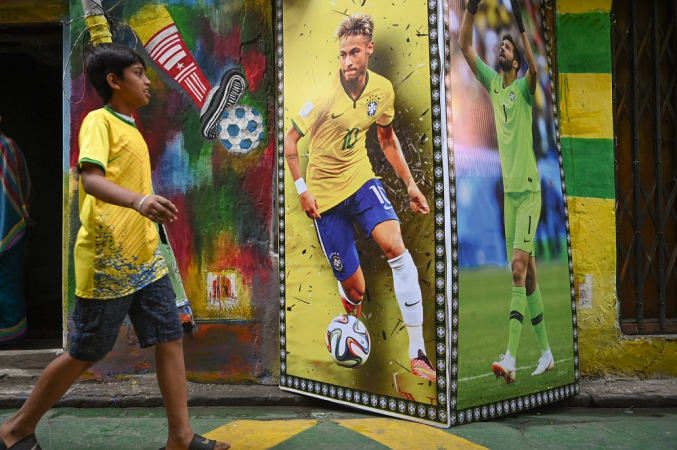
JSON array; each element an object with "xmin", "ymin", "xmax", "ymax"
[{"xmin": 0, "ymin": 24, "xmax": 63, "ymax": 348}]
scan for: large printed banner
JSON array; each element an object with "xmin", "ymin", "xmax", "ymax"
[
  {"xmin": 277, "ymin": 0, "xmax": 578, "ymax": 427},
  {"xmin": 276, "ymin": 0, "xmax": 451, "ymax": 426},
  {"xmin": 447, "ymin": 0, "xmax": 578, "ymax": 423}
]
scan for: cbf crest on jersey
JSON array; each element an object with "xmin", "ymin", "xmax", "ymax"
[{"xmin": 366, "ymin": 94, "xmax": 380, "ymax": 117}]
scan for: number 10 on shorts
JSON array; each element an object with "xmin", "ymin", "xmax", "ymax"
[{"xmin": 370, "ymin": 185, "xmax": 393, "ymax": 210}]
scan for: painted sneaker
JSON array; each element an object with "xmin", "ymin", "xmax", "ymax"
[
  {"xmin": 492, "ymin": 352, "xmax": 516, "ymax": 383},
  {"xmin": 411, "ymin": 350, "xmax": 437, "ymax": 381},
  {"xmin": 199, "ymin": 68, "xmax": 246, "ymax": 140},
  {"xmin": 531, "ymin": 349, "xmax": 555, "ymax": 376},
  {"xmin": 338, "ymin": 280, "xmax": 361, "ymax": 317}
]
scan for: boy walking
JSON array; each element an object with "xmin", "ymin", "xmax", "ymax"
[{"xmin": 0, "ymin": 44, "xmax": 229, "ymax": 450}]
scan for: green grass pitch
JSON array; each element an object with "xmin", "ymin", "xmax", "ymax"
[{"xmin": 456, "ymin": 261, "xmax": 576, "ymax": 410}]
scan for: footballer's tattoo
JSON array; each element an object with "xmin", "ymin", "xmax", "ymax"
[
  {"xmin": 381, "ymin": 139, "xmax": 397, "ymax": 151},
  {"xmin": 285, "ymin": 154, "xmax": 299, "ymax": 161}
]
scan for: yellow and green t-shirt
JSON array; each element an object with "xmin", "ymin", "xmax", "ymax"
[
  {"xmin": 476, "ymin": 56, "xmax": 540, "ymax": 193},
  {"xmin": 75, "ymin": 107, "xmax": 167, "ymax": 299},
  {"xmin": 291, "ymin": 70, "xmax": 395, "ymax": 213}
]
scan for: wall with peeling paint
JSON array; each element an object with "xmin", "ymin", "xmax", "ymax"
[
  {"xmin": 65, "ymin": 0, "xmax": 277, "ymax": 383},
  {"xmin": 556, "ymin": 0, "xmax": 677, "ymax": 377}
]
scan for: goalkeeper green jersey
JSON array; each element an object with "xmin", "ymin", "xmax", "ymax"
[{"xmin": 476, "ymin": 55, "xmax": 541, "ymax": 193}]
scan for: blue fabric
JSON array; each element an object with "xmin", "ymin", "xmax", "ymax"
[
  {"xmin": 0, "ymin": 236, "xmax": 27, "ymax": 344},
  {"xmin": 314, "ymin": 179, "xmax": 399, "ymax": 281},
  {"xmin": 69, "ymin": 275, "xmax": 182, "ymax": 361}
]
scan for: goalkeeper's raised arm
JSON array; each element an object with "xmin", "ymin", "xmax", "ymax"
[
  {"xmin": 511, "ymin": 0, "xmax": 538, "ymax": 94},
  {"xmin": 458, "ymin": 0, "xmax": 482, "ymax": 76}
]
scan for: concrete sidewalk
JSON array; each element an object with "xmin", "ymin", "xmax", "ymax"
[
  {"xmin": 1, "ymin": 348, "xmax": 676, "ymax": 410},
  {"xmin": 1, "ymin": 370, "xmax": 676, "ymax": 410}
]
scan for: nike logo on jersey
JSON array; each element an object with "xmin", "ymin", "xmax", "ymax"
[
  {"xmin": 494, "ymin": 89, "xmax": 499, "ymax": 93},
  {"xmin": 524, "ymin": 239, "xmax": 531, "ymax": 243},
  {"xmin": 331, "ymin": 112, "xmax": 345, "ymax": 119},
  {"xmin": 405, "ymin": 300, "xmax": 421, "ymax": 307}
]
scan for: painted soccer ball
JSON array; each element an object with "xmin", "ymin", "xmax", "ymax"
[
  {"xmin": 326, "ymin": 314, "xmax": 371, "ymax": 368},
  {"xmin": 218, "ymin": 104, "xmax": 265, "ymax": 155}
]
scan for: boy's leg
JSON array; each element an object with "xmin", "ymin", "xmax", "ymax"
[
  {"xmin": 0, "ymin": 354, "xmax": 94, "ymax": 447},
  {"xmin": 1, "ymin": 294, "xmax": 132, "ymax": 447},
  {"xmin": 129, "ymin": 276, "xmax": 230, "ymax": 450},
  {"xmin": 154, "ymin": 338, "xmax": 193, "ymax": 449}
]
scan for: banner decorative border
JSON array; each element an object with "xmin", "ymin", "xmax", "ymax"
[
  {"xmin": 276, "ymin": 0, "xmax": 451, "ymax": 427},
  {"xmin": 443, "ymin": 0, "xmax": 580, "ymax": 426}
]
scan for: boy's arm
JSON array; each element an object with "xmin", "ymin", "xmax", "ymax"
[
  {"xmin": 458, "ymin": 2, "xmax": 481, "ymax": 77},
  {"xmin": 80, "ymin": 162, "xmax": 178, "ymax": 223},
  {"xmin": 377, "ymin": 124, "xmax": 429, "ymax": 215},
  {"xmin": 284, "ymin": 126, "xmax": 320, "ymax": 219},
  {"xmin": 511, "ymin": 0, "xmax": 538, "ymax": 94}
]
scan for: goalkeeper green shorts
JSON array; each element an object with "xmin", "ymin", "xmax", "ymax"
[{"xmin": 504, "ymin": 190, "xmax": 541, "ymax": 261}]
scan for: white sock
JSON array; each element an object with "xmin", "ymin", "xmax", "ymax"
[{"xmin": 388, "ymin": 250, "xmax": 425, "ymax": 359}]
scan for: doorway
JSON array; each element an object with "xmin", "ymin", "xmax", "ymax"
[{"xmin": 0, "ymin": 24, "xmax": 64, "ymax": 349}]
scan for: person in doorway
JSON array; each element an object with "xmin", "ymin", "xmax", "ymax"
[
  {"xmin": 459, "ymin": 0, "xmax": 555, "ymax": 383},
  {"xmin": 0, "ymin": 112, "xmax": 33, "ymax": 346},
  {"xmin": 0, "ymin": 44, "xmax": 230, "ymax": 450},
  {"xmin": 284, "ymin": 13, "xmax": 436, "ymax": 381}
]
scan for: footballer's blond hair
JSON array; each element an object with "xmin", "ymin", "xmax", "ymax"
[{"xmin": 335, "ymin": 13, "xmax": 374, "ymax": 42}]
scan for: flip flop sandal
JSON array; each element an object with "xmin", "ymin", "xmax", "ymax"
[
  {"xmin": 158, "ymin": 433, "xmax": 222, "ymax": 450},
  {"xmin": 6, "ymin": 434, "xmax": 42, "ymax": 450}
]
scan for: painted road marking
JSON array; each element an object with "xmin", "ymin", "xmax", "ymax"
[
  {"xmin": 204, "ymin": 418, "xmax": 486, "ymax": 450},
  {"xmin": 458, "ymin": 357, "xmax": 573, "ymax": 382},
  {"xmin": 337, "ymin": 419, "xmax": 487, "ymax": 450},
  {"xmin": 204, "ymin": 419, "xmax": 317, "ymax": 449}
]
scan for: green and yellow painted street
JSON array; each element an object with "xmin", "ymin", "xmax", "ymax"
[{"xmin": 1, "ymin": 406, "xmax": 675, "ymax": 450}]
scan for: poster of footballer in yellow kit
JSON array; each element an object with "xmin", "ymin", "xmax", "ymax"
[{"xmin": 276, "ymin": 0, "xmax": 451, "ymax": 425}]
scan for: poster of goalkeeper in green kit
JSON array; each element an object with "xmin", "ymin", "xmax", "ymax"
[{"xmin": 449, "ymin": 0, "xmax": 576, "ymax": 411}]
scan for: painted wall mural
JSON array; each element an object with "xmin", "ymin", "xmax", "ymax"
[{"xmin": 66, "ymin": 0, "xmax": 276, "ymax": 382}]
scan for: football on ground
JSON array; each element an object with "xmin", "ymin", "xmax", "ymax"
[{"xmin": 326, "ymin": 314, "xmax": 371, "ymax": 368}]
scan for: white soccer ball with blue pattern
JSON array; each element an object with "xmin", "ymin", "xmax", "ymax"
[{"xmin": 218, "ymin": 104, "xmax": 265, "ymax": 155}]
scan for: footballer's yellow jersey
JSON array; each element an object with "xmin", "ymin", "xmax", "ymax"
[
  {"xmin": 75, "ymin": 107, "xmax": 167, "ymax": 299},
  {"xmin": 291, "ymin": 70, "xmax": 395, "ymax": 213}
]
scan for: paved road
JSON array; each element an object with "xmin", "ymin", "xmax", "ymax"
[{"xmin": 0, "ymin": 406, "xmax": 674, "ymax": 449}]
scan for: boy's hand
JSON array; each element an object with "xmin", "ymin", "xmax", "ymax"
[
  {"xmin": 511, "ymin": 0, "xmax": 526, "ymax": 33},
  {"xmin": 139, "ymin": 195, "xmax": 178, "ymax": 223}
]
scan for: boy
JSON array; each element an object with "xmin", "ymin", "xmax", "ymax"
[{"xmin": 0, "ymin": 44, "xmax": 229, "ymax": 450}]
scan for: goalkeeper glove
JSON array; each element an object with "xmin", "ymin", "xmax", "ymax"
[
  {"xmin": 511, "ymin": 0, "xmax": 526, "ymax": 33},
  {"xmin": 467, "ymin": 0, "xmax": 481, "ymax": 15},
  {"xmin": 510, "ymin": 0, "xmax": 524, "ymax": 33}
]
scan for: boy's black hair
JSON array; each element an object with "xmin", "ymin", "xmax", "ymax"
[
  {"xmin": 502, "ymin": 33, "xmax": 522, "ymax": 73},
  {"xmin": 84, "ymin": 43, "xmax": 147, "ymax": 104}
]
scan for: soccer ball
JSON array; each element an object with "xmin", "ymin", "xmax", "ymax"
[
  {"xmin": 218, "ymin": 104, "xmax": 265, "ymax": 155},
  {"xmin": 326, "ymin": 314, "xmax": 371, "ymax": 368}
]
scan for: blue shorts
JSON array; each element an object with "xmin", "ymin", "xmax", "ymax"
[
  {"xmin": 69, "ymin": 275, "xmax": 183, "ymax": 362},
  {"xmin": 315, "ymin": 179, "xmax": 399, "ymax": 281}
]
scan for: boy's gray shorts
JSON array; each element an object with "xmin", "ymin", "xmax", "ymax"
[{"xmin": 69, "ymin": 275, "xmax": 184, "ymax": 362}]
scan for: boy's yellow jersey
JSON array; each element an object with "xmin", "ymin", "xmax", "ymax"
[
  {"xmin": 291, "ymin": 70, "xmax": 395, "ymax": 213},
  {"xmin": 75, "ymin": 107, "xmax": 167, "ymax": 299}
]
